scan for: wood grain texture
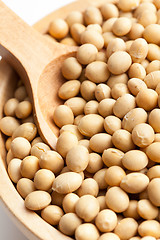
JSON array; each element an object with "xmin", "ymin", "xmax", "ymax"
[{"xmin": 0, "ymin": 0, "xmax": 106, "ymax": 240}]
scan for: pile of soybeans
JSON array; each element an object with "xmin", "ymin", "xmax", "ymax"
[{"xmin": 1, "ymin": 0, "xmax": 160, "ymax": 239}]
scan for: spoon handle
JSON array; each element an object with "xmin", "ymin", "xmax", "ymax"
[{"xmin": 0, "ymin": 1, "xmax": 72, "ymax": 87}]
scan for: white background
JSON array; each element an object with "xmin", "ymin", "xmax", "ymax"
[{"xmin": 0, "ymin": 0, "xmax": 73, "ymax": 239}]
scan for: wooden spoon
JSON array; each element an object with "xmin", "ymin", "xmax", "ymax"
[{"xmin": 0, "ymin": 0, "xmax": 106, "ymax": 149}]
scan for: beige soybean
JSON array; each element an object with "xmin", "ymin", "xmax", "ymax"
[
  {"xmin": 112, "ymin": 129, "xmax": 135, "ymax": 152},
  {"xmin": 137, "ymin": 199, "xmax": 158, "ymax": 220},
  {"xmin": 15, "ymin": 101, "xmax": 32, "ymax": 119},
  {"xmin": 75, "ymin": 195, "xmax": 100, "ymax": 222},
  {"xmin": 84, "ymin": 6, "xmax": 102, "ymax": 25},
  {"xmin": 113, "ymin": 94, "xmax": 136, "ymax": 119},
  {"xmin": 123, "ymin": 200, "xmax": 140, "ymax": 220},
  {"xmin": 108, "ymin": 51, "xmax": 132, "ymax": 75},
  {"xmin": 49, "ymin": 18, "xmax": 69, "ymax": 39},
  {"xmin": 146, "ymin": 60, "xmax": 160, "ymax": 74},
  {"xmin": 20, "ymin": 156, "xmax": 39, "ymax": 179},
  {"xmin": 4, "ymin": 98, "xmax": 19, "ymax": 116},
  {"xmin": 86, "ymin": 153, "xmax": 103, "ymax": 174},
  {"xmin": 147, "ymin": 44, "xmax": 160, "ymax": 62},
  {"xmin": 141, "ymin": 237, "xmax": 156, "ymax": 240},
  {"xmin": 70, "ymin": 23, "xmax": 86, "ymax": 44},
  {"xmin": 145, "ymin": 71, "xmax": 160, "ymax": 90},
  {"xmin": 104, "ymin": 115, "xmax": 121, "ymax": 135},
  {"xmin": 132, "ymin": 123, "xmax": 155, "ymax": 148},
  {"xmin": 96, "ymin": 51, "xmax": 107, "ymax": 62},
  {"xmin": 102, "ymin": 148, "xmax": 124, "ymax": 167},
  {"xmin": 103, "ymin": 32, "xmax": 116, "ymax": 48},
  {"xmin": 59, "ymin": 213, "xmax": 82, "ymax": 236},
  {"xmin": 52, "ymin": 172, "xmax": 82, "ymax": 194},
  {"xmin": 98, "ymin": 98, "xmax": 116, "ymax": 118},
  {"xmin": 128, "ymin": 78, "xmax": 147, "ymax": 96},
  {"xmin": 85, "ymin": 61, "xmax": 110, "ymax": 84},
  {"xmin": 148, "ymin": 178, "xmax": 160, "ymax": 206},
  {"xmin": 137, "ymin": 10, "xmax": 157, "ymax": 27},
  {"xmin": 136, "ymin": 89, "xmax": 158, "ymax": 111},
  {"xmin": 106, "ymin": 38, "xmax": 126, "ymax": 59},
  {"xmin": 58, "ymin": 80, "xmax": 80, "ymax": 100},
  {"xmin": 120, "ymin": 172, "xmax": 149, "ymax": 194},
  {"xmin": 61, "ymin": 57, "xmax": 82, "ymax": 80},
  {"xmin": 41, "ymin": 205, "xmax": 63, "ymax": 225},
  {"xmin": 78, "ymin": 114, "xmax": 104, "ymax": 137},
  {"xmin": 75, "ymin": 223, "xmax": 100, "ymax": 240},
  {"xmin": 106, "ymin": 186, "xmax": 129, "ymax": 213},
  {"xmin": 99, "ymin": 233, "xmax": 120, "ymax": 240},
  {"xmin": 122, "ymin": 150, "xmax": 148, "ymax": 171},
  {"xmin": 34, "ymin": 169, "xmax": 55, "ymax": 191},
  {"xmin": 112, "ymin": 17, "xmax": 132, "ymax": 36},
  {"xmin": 128, "ymin": 23, "xmax": 144, "ymax": 40},
  {"xmin": 95, "ymin": 209, "xmax": 117, "ymax": 232},
  {"xmin": 60, "ymin": 37, "xmax": 77, "ymax": 46},
  {"xmin": 134, "ymin": 3, "xmax": 157, "ymax": 18},
  {"xmin": 56, "ymin": 131, "xmax": 78, "ymax": 158},
  {"xmin": 8, "ymin": 158, "xmax": 22, "ymax": 183},
  {"xmin": 80, "ymin": 80, "xmax": 96, "ymax": 101},
  {"xmin": 17, "ymin": 178, "xmax": 36, "ymax": 198},
  {"xmin": 102, "ymin": 18, "xmax": 117, "ymax": 33},
  {"xmin": 93, "ymin": 168, "xmax": 108, "ymax": 190},
  {"xmin": 81, "ymin": 30, "xmax": 104, "ymax": 50},
  {"xmin": 25, "ymin": 191, "xmax": 51, "ymax": 211},
  {"xmin": 62, "ymin": 193, "xmax": 79, "ymax": 213},
  {"xmin": 105, "ymin": 166, "xmax": 126, "ymax": 187},
  {"xmin": 97, "ymin": 196, "xmax": 107, "ymax": 211},
  {"xmin": 89, "ymin": 133, "xmax": 112, "ymax": 153},
  {"xmin": 0, "ymin": 116, "xmax": 20, "ymax": 136},
  {"xmin": 111, "ymin": 83, "xmax": 129, "ymax": 100},
  {"xmin": 12, "ymin": 123, "xmax": 37, "ymax": 141},
  {"xmin": 114, "ymin": 218, "xmax": 138, "ymax": 240},
  {"xmin": 107, "ymin": 73, "xmax": 128, "ymax": 89},
  {"xmin": 138, "ymin": 220, "xmax": 160, "ymax": 238},
  {"xmin": 156, "ymin": 83, "xmax": 160, "ymax": 95},
  {"xmin": 154, "ymin": 133, "xmax": 160, "ymax": 142},
  {"xmin": 84, "ymin": 100, "xmax": 99, "ymax": 115},
  {"xmin": 53, "ymin": 105, "xmax": 74, "ymax": 128},
  {"xmin": 76, "ymin": 43, "xmax": 98, "ymax": 65},
  {"xmin": 31, "ymin": 142, "xmax": 50, "ymax": 159},
  {"xmin": 128, "ymin": 63, "xmax": 146, "ymax": 80},
  {"xmin": 149, "ymin": 109, "xmax": 160, "ymax": 133},
  {"xmin": 65, "ymin": 97, "xmax": 86, "ymax": 116},
  {"xmin": 141, "ymin": 59, "xmax": 149, "ymax": 69},
  {"xmin": 122, "ymin": 108, "xmax": 147, "ymax": 132},
  {"xmin": 60, "ymin": 124, "xmax": 83, "ymax": 140},
  {"xmin": 86, "ymin": 24, "xmax": 102, "ymax": 34},
  {"xmin": 147, "ymin": 166, "xmax": 160, "ymax": 180},
  {"xmin": 74, "ymin": 115, "xmax": 85, "ymax": 126},
  {"xmin": 40, "ymin": 150, "xmax": 64, "ymax": 174},
  {"xmin": 146, "ymin": 142, "xmax": 160, "ymax": 163},
  {"xmin": 129, "ymin": 38, "xmax": 148, "ymax": 63},
  {"xmin": 5, "ymin": 137, "xmax": 12, "ymax": 151},
  {"xmin": 100, "ymin": 3, "xmax": 119, "ymax": 20},
  {"xmin": 95, "ymin": 84, "xmax": 111, "ymax": 102},
  {"xmin": 66, "ymin": 145, "xmax": 89, "ymax": 172},
  {"xmin": 77, "ymin": 178, "xmax": 99, "ymax": 197},
  {"xmin": 78, "ymin": 139, "xmax": 92, "ymax": 153},
  {"xmin": 118, "ymin": 0, "xmax": 140, "ymax": 11},
  {"xmin": 11, "ymin": 137, "xmax": 31, "ymax": 159},
  {"xmin": 65, "ymin": 11, "xmax": 84, "ymax": 27},
  {"xmin": 14, "ymin": 85, "xmax": 27, "ymax": 101},
  {"xmin": 143, "ymin": 24, "xmax": 160, "ymax": 45}
]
